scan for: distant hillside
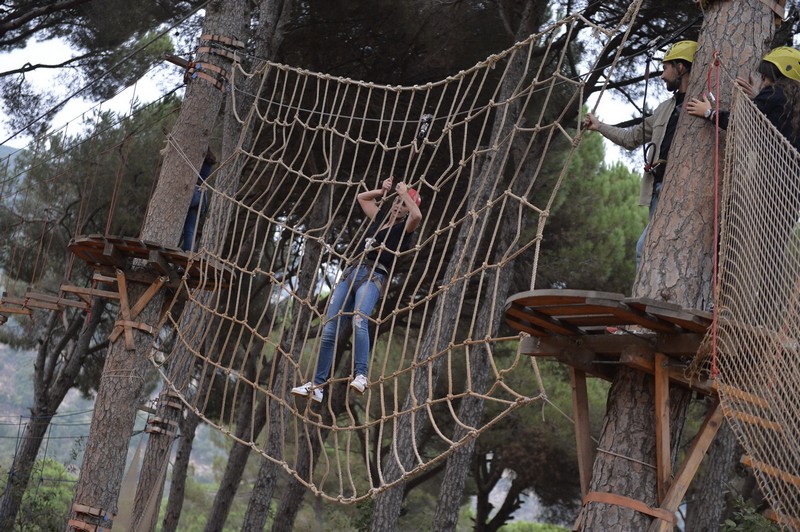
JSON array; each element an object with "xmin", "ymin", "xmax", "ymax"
[
  {"xmin": 0, "ymin": 144, "xmax": 22, "ymax": 171},
  {"xmin": 0, "ymin": 342, "xmax": 225, "ymax": 483}
]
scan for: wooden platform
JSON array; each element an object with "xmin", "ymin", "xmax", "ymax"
[
  {"xmin": 506, "ymin": 289, "xmax": 724, "ymax": 530},
  {"xmin": 68, "ymin": 234, "xmax": 233, "ymax": 290},
  {"xmin": 505, "ymin": 289, "xmax": 714, "ymax": 394},
  {"xmin": 506, "ymin": 289, "xmax": 712, "ymax": 336}
]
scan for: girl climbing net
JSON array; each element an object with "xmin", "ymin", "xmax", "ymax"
[{"xmin": 291, "ymin": 177, "xmax": 423, "ymax": 402}]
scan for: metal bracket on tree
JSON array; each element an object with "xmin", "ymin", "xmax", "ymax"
[{"xmin": 68, "ymin": 503, "xmax": 114, "ymax": 532}]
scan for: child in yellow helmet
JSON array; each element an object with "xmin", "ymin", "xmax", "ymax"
[{"xmin": 687, "ymin": 47, "xmax": 800, "ymax": 150}]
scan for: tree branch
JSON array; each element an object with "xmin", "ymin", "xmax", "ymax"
[
  {"xmin": 0, "ymin": 0, "xmax": 93, "ymax": 37},
  {"xmin": 0, "ymin": 52, "xmax": 95, "ymax": 79}
]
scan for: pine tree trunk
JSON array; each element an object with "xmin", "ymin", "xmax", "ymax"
[
  {"xmin": 0, "ymin": 298, "xmax": 104, "ymax": 530},
  {"xmin": 161, "ymin": 408, "xmax": 201, "ymax": 532},
  {"xmin": 0, "ymin": 411, "xmax": 53, "ymax": 529},
  {"xmin": 130, "ymin": 391, "xmax": 180, "ymax": 531},
  {"xmin": 268, "ymin": 329, "xmax": 354, "ymax": 532},
  {"xmin": 684, "ymin": 422, "xmax": 738, "ymax": 531},
  {"xmin": 67, "ymin": 2, "xmax": 251, "ymax": 529},
  {"xmin": 579, "ymin": 2, "xmax": 774, "ymax": 529},
  {"xmin": 433, "ymin": 131, "xmax": 537, "ymax": 530},
  {"xmin": 371, "ymin": 17, "xmax": 535, "ymax": 529},
  {"xmin": 240, "ymin": 178, "xmax": 329, "ymax": 531},
  {"xmin": 203, "ymin": 395, "xmax": 267, "ymax": 532}
]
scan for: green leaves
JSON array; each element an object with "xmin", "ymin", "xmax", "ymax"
[{"xmin": 538, "ymin": 131, "xmax": 647, "ymax": 293}]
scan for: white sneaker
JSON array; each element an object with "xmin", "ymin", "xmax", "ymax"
[
  {"xmin": 349, "ymin": 374, "xmax": 368, "ymax": 395},
  {"xmin": 291, "ymin": 382, "xmax": 323, "ymax": 403}
]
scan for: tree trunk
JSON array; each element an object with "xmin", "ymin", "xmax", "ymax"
[
  {"xmin": 203, "ymin": 394, "xmax": 268, "ymax": 532},
  {"xmin": 240, "ymin": 167, "xmax": 328, "ymax": 531},
  {"xmin": 267, "ymin": 320, "xmax": 355, "ymax": 532},
  {"xmin": 580, "ymin": 369, "xmax": 692, "ymax": 529},
  {"xmin": 370, "ymin": 8, "xmax": 540, "ymax": 527},
  {"xmin": 0, "ymin": 296, "xmax": 105, "ymax": 530},
  {"xmin": 130, "ymin": 391, "xmax": 180, "ymax": 531},
  {"xmin": 579, "ymin": 2, "xmax": 774, "ymax": 529},
  {"xmin": 161, "ymin": 408, "xmax": 201, "ymax": 532},
  {"xmin": 472, "ymin": 452, "xmax": 504, "ymax": 532},
  {"xmin": 684, "ymin": 421, "xmax": 738, "ymax": 531},
  {"xmin": 67, "ymin": 2, "xmax": 251, "ymax": 528},
  {"xmin": 433, "ymin": 132, "xmax": 538, "ymax": 531},
  {"xmin": 484, "ymin": 479, "xmax": 524, "ymax": 532},
  {"xmin": 0, "ymin": 411, "xmax": 53, "ymax": 529}
]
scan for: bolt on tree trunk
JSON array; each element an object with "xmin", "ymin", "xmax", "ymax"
[{"xmin": 578, "ymin": 1, "xmax": 775, "ymax": 529}]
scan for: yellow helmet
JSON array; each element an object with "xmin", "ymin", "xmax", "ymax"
[
  {"xmin": 663, "ymin": 40, "xmax": 697, "ymax": 64},
  {"xmin": 764, "ymin": 46, "xmax": 800, "ymax": 82}
]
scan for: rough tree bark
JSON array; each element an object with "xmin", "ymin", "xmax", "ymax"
[
  {"xmin": 161, "ymin": 408, "xmax": 201, "ymax": 532},
  {"xmin": 67, "ymin": 1, "xmax": 250, "ymax": 529},
  {"xmin": 240, "ymin": 172, "xmax": 330, "ymax": 531},
  {"xmin": 431, "ymin": 2, "xmax": 551, "ymax": 526},
  {"xmin": 369, "ymin": 24, "xmax": 538, "ymax": 530},
  {"xmin": 684, "ymin": 422, "xmax": 738, "ymax": 530},
  {"xmin": 371, "ymin": 1, "xmax": 556, "ymax": 532},
  {"xmin": 185, "ymin": 3, "xmax": 298, "ymax": 529},
  {"xmin": 269, "ymin": 375, "xmax": 349, "ymax": 532},
  {"xmin": 432, "ymin": 137, "xmax": 545, "ymax": 532},
  {"xmin": 202, "ymin": 389, "xmax": 268, "ymax": 532},
  {"xmin": 0, "ymin": 298, "xmax": 105, "ymax": 530},
  {"xmin": 578, "ymin": 1, "xmax": 774, "ymax": 529}
]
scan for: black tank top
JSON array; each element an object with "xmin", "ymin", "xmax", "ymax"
[{"xmin": 356, "ymin": 204, "xmax": 415, "ymax": 272}]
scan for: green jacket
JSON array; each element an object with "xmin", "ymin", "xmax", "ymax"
[{"xmin": 596, "ymin": 94, "xmax": 679, "ymax": 206}]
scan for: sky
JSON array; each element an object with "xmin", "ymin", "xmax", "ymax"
[{"xmin": 0, "ymin": 38, "xmax": 179, "ymax": 150}]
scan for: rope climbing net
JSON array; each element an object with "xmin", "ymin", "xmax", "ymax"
[
  {"xmin": 150, "ymin": 5, "xmax": 644, "ymax": 502},
  {"xmin": 714, "ymin": 86, "xmax": 800, "ymax": 526}
]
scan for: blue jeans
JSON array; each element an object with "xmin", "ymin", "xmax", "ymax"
[
  {"xmin": 182, "ymin": 187, "xmax": 207, "ymax": 251},
  {"xmin": 313, "ymin": 265, "xmax": 385, "ymax": 385},
  {"xmin": 636, "ymin": 182, "xmax": 662, "ymax": 269}
]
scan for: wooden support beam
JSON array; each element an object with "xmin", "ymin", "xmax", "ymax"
[
  {"xmin": 654, "ymin": 352, "xmax": 671, "ymax": 503},
  {"xmin": 148, "ymin": 250, "xmax": 178, "ymax": 285},
  {"xmin": 505, "ymin": 315, "xmax": 549, "ymax": 337},
  {"xmin": 647, "ymin": 400, "xmax": 724, "ymax": 532},
  {"xmin": 102, "ymin": 241, "xmax": 124, "ymax": 267},
  {"xmin": 521, "ymin": 333, "xmax": 704, "ymax": 358},
  {"xmin": 60, "ymin": 284, "xmax": 120, "ymax": 301},
  {"xmin": 92, "ymin": 273, "xmax": 117, "ymax": 284},
  {"xmin": 519, "ymin": 336, "xmax": 617, "ymax": 381},
  {"xmin": 23, "ymin": 290, "xmax": 91, "ymax": 310},
  {"xmin": 570, "ymin": 368, "xmax": 594, "ymax": 497},
  {"xmin": 115, "ymin": 269, "xmax": 135, "ymax": 349},
  {"xmin": 2, "ymin": 295, "xmax": 47, "ymax": 309},
  {"xmin": 2, "ymin": 295, "xmax": 60, "ymax": 311},
  {"xmin": 0, "ymin": 305, "xmax": 32, "ymax": 316},
  {"xmin": 619, "ymin": 349, "xmax": 713, "ymax": 395},
  {"xmin": 506, "ymin": 304, "xmax": 585, "ymax": 336},
  {"xmin": 519, "ymin": 333, "xmax": 713, "ymax": 395}
]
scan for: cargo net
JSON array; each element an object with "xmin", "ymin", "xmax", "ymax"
[
  {"xmin": 152, "ymin": 7, "xmax": 640, "ymax": 502},
  {"xmin": 713, "ymin": 86, "xmax": 800, "ymax": 526}
]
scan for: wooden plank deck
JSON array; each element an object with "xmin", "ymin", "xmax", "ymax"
[{"xmin": 68, "ymin": 234, "xmax": 233, "ymax": 291}]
